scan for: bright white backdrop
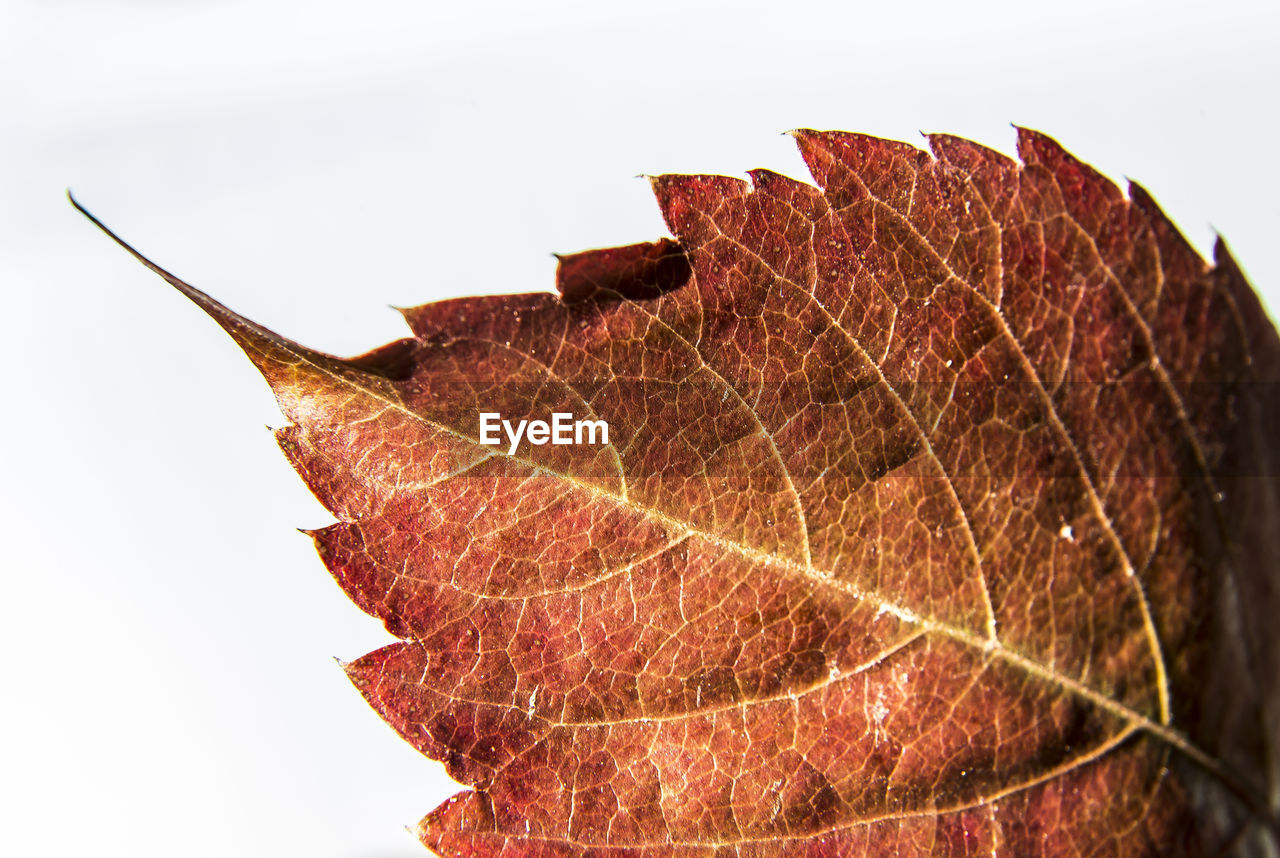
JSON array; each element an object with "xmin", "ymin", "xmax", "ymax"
[{"xmin": 2, "ymin": 1, "xmax": 1277, "ymax": 856}]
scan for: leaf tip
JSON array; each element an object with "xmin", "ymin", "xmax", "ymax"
[{"xmin": 69, "ymin": 195, "xmax": 323, "ymax": 395}]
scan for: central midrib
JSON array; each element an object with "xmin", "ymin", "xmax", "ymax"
[{"xmin": 287, "ymin": 327, "xmax": 1219, "ymax": 774}]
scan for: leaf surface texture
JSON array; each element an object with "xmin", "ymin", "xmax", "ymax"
[{"xmin": 83, "ymin": 129, "xmax": 1280, "ymax": 856}]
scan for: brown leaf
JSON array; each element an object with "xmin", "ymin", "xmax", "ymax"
[{"xmin": 77, "ymin": 128, "xmax": 1280, "ymax": 856}]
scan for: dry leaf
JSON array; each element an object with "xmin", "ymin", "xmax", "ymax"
[{"xmin": 78, "ymin": 128, "xmax": 1280, "ymax": 856}]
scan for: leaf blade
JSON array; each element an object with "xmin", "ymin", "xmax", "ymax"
[{"xmin": 76, "ymin": 127, "xmax": 1280, "ymax": 855}]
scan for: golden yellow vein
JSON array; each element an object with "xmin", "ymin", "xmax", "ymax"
[
  {"xmin": 395, "ymin": 628, "xmax": 930, "ymax": 729},
  {"xmin": 451, "ymin": 724, "xmax": 1141, "ymax": 849},
  {"xmin": 612, "ymin": 282, "xmax": 814, "ymax": 572},
  {"xmin": 723, "ymin": 181, "xmax": 998, "ymax": 643},
  {"xmin": 475, "ymin": 335, "xmax": 630, "ymax": 499},
  {"xmin": 1051, "ymin": 200, "xmax": 1224, "ymax": 511},
  {"xmin": 846, "ymin": 171, "xmax": 1172, "ymax": 727}
]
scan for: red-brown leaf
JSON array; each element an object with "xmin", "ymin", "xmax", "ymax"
[{"xmin": 80, "ymin": 128, "xmax": 1280, "ymax": 856}]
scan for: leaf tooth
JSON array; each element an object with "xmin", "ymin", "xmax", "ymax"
[
  {"xmin": 790, "ymin": 128, "xmax": 931, "ymax": 201},
  {"xmin": 397, "ymin": 292, "xmax": 555, "ymax": 342},
  {"xmin": 554, "ymin": 238, "xmax": 690, "ymax": 304},
  {"xmin": 925, "ymin": 132, "xmax": 1017, "ymax": 175},
  {"xmin": 648, "ymin": 172, "xmax": 750, "ymax": 247}
]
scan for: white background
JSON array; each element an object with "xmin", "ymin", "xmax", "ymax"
[{"xmin": 2, "ymin": 1, "xmax": 1277, "ymax": 855}]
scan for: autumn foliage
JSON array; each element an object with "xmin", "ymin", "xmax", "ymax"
[{"xmin": 79, "ymin": 128, "xmax": 1280, "ymax": 856}]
